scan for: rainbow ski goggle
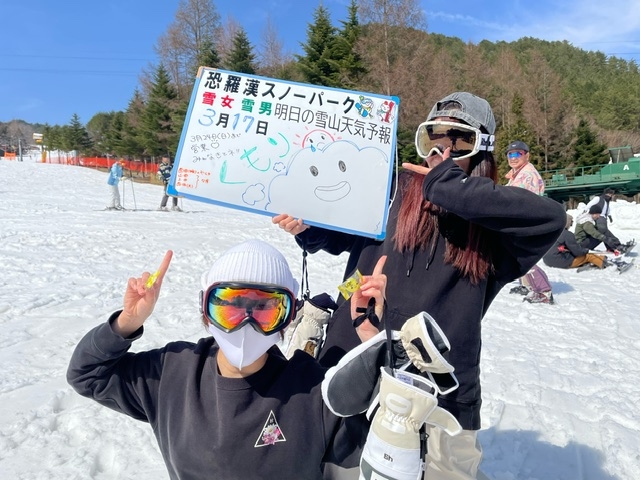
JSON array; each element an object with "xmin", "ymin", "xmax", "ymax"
[
  {"xmin": 415, "ymin": 121, "xmax": 495, "ymax": 160},
  {"xmin": 200, "ymin": 282, "xmax": 297, "ymax": 336}
]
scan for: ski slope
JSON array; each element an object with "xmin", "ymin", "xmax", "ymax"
[{"xmin": 1, "ymin": 158, "xmax": 639, "ymax": 479}]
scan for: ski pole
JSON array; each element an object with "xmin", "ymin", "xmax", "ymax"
[
  {"xmin": 129, "ymin": 171, "xmax": 137, "ymax": 210},
  {"xmin": 121, "ymin": 177, "xmax": 126, "ymax": 210}
]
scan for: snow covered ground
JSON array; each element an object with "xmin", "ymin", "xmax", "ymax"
[{"xmin": 0, "ymin": 158, "xmax": 639, "ymax": 479}]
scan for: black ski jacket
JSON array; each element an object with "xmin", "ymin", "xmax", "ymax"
[
  {"xmin": 543, "ymin": 229, "xmax": 588, "ymax": 268},
  {"xmin": 295, "ymin": 159, "xmax": 566, "ymax": 430}
]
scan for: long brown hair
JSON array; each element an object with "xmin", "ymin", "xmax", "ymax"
[{"xmin": 393, "ymin": 151, "xmax": 498, "ymax": 284}]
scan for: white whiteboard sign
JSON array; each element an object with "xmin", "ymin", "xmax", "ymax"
[{"xmin": 169, "ymin": 68, "xmax": 399, "ymax": 240}]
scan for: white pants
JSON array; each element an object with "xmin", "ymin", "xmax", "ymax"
[{"xmin": 108, "ymin": 184, "xmax": 121, "ymax": 208}]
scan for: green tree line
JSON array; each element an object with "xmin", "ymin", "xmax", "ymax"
[{"xmin": 19, "ymin": 0, "xmax": 640, "ymax": 179}]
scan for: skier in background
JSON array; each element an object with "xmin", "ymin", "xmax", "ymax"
[
  {"xmin": 106, "ymin": 160, "xmax": 125, "ymax": 210},
  {"xmin": 157, "ymin": 156, "xmax": 181, "ymax": 211}
]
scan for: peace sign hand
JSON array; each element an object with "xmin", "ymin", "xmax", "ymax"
[
  {"xmin": 351, "ymin": 255, "xmax": 387, "ymax": 342},
  {"xmin": 114, "ymin": 250, "xmax": 173, "ymax": 337}
]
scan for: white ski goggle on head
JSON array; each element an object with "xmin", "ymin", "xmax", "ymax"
[{"xmin": 415, "ymin": 120, "xmax": 495, "ymax": 160}]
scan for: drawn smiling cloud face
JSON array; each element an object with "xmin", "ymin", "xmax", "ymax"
[
  {"xmin": 266, "ymin": 140, "xmax": 390, "ymax": 235},
  {"xmin": 309, "ymin": 158, "xmax": 351, "ymax": 202}
]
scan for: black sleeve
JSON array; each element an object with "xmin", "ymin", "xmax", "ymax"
[
  {"xmin": 564, "ymin": 230, "xmax": 589, "ymax": 257},
  {"xmin": 66, "ymin": 311, "xmax": 162, "ymax": 422},
  {"xmin": 422, "ymin": 159, "xmax": 566, "ymax": 277},
  {"xmin": 295, "ymin": 226, "xmax": 359, "ymax": 255}
]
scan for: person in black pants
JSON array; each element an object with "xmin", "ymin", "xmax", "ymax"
[
  {"xmin": 274, "ymin": 92, "xmax": 566, "ymax": 479},
  {"xmin": 157, "ymin": 156, "xmax": 180, "ymax": 211}
]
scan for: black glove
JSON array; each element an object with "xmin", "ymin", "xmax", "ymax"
[{"xmin": 608, "ymin": 215, "xmax": 613, "ymax": 223}]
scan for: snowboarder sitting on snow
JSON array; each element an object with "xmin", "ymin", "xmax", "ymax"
[
  {"xmin": 574, "ymin": 205, "xmax": 631, "ymax": 255},
  {"xmin": 543, "ymin": 214, "xmax": 610, "ymax": 270},
  {"xmin": 68, "ymin": 240, "xmax": 409, "ymax": 479},
  {"xmin": 157, "ymin": 156, "xmax": 180, "ymax": 211}
]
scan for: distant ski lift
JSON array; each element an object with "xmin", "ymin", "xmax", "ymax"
[{"xmin": 608, "ymin": 146, "xmax": 634, "ymax": 163}]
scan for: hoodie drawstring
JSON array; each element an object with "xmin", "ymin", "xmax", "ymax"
[{"xmin": 405, "ymin": 238, "xmax": 439, "ymax": 276}]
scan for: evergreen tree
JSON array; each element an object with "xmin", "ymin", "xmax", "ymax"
[
  {"xmin": 102, "ymin": 112, "xmax": 124, "ymax": 158},
  {"xmin": 139, "ymin": 64, "xmax": 179, "ymax": 158},
  {"xmin": 87, "ymin": 112, "xmax": 116, "ymax": 155},
  {"xmin": 196, "ymin": 37, "xmax": 221, "ymax": 70},
  {"xmin": 224, "ymin": 28, "xmax": 257, "ymax": 74},
  {"xmin": 67, "ymin": 114, "xmax": 93, "ymax": 154},
  {"xmin": 30, "ymin": 20, "xmax": 640, "ymax": 168},
  {"xmin": 42, "ymin": 124, "xmax": 61, "ymax": 153},
  {"xmin": 570, "ymin": 119, "xmax": 609, "ymax": 168},
  {"xmin": 396, "ymin": 126, "xmax": 418, "ymax": 166},
  {"xmin": 120, "ymin": 90, "xmax": 146, "ymax": 158},
  {"xmin": 329, "ymin": 0, "xmax": 367, "ymax": 88},
  {"xmin": 57, "ymin": 125, "xmax": 74, "ymax": 154},
  {"xmin": 296, "ymin": 5, "xmax": 340, "ymax": 86},
  {"xmin": 170, "ymin": 99, "xmax": 190, "ymax": 155}
]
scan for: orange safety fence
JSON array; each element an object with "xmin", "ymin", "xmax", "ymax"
[
  {"xmin": 43, "ymin": 155, "xmax": 80, "ymax": 165},
  {"xmin": 80, "ymin": 157, "xmax": 160, "ymax": 175},
  {"xmin": 42, "ymin": 155, "xmax": 161, "ymax": 175}
]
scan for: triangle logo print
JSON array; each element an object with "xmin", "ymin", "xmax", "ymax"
[{"xmin": 255, "ymin": 410, "xmax": 286, "ymax": 447}]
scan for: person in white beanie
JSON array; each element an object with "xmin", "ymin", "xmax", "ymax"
[{"xmin": 67, "ymin": 240, "xmax": 387, "ymax": 479}]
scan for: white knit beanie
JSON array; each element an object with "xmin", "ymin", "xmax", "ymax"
[{"xmin": 201, "ymin": 240, "xmax": 299, "ymax": 294}]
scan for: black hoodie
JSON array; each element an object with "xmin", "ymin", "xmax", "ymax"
[
  {"xmin": 295, "ymin": 159, "xmax": 566, "ymax": 430},
  {"xmin": 67, "ymin": 314, "xmax": 360, "ymax": 480}
]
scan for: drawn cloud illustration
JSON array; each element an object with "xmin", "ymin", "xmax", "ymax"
[
  {"xmin": 242, "ymin": 184, "xmax": 266, "ymax": 205},
  {"xmin": 265, "ymin": 140, "xmax": 390, "ymax": 235}
]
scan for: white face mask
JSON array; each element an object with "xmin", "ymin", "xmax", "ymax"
[{"xmin": 208, "ymin": 324, "xmax": 279, "ymax": 370}]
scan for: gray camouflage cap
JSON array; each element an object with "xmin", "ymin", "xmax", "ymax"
[{"xmin": 426, "ymin": 92, "xmax": 496, "ymax": 135}]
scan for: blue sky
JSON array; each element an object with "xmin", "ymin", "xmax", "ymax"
[{"xmin": 2, "ymin": 0, "xmax": 640, "ymax": 126}]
